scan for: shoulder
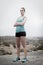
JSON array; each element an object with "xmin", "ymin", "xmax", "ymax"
[
  {"xmin": 24, "ymin": 16, "xmax": 27, "ymax": 20},
  {"xmin": 24, "ymin": 16, "xmax": 27, "ymax": 18}
]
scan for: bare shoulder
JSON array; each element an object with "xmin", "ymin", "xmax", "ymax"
[
  {"xmin": 24, "ymin": 16, "xmax": 27, "ymax": 19},
  {"xmin": 24, "ymin": 16, "xmax": 27, "ymax": 20}
]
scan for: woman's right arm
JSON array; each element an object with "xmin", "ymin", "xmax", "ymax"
[
  {"xmin": 13, "ymin": 18, "xmax": 18, "ymax": 27},
  {"xmin": 13, "ymin": 22, "xmax": 23, "ymax": 27},
  {"xmin": 13, "ymin": 22, "xmax": 19, "ymax": 27},
  {"xmin": 13, "ymin": 17, "xmax": 27, "ymax": 27},
  {"xmin": 13, "ymin": 17, "xmax": 22, "ymax": 27}
]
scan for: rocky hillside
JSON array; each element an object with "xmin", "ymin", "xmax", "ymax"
[{"xmin": 0, "ymin": 36, "xmax": 43, "ymax": 55}]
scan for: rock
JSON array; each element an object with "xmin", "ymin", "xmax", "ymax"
[
  {"xmin": 3, "ymin": 41, "xmax": 10, "ymax": 47},
  {"xmin": 0, "ymin": 44, "xmax": 15, "ymax": 55},
  {"xmin": 0, "ymin": 36, "xmax": 43, "ymax": 55}
]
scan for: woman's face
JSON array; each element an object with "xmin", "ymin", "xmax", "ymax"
[{"xmin": 20, "ymin": 8, "xmax": 25, "ymax": 16}]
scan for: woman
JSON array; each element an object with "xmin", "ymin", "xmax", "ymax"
[{"xmin": 13, "ymin": 7, "xmax": 28, "ymax": 62}]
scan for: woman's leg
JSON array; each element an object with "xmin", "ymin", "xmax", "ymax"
[
  {"xmin": 20, "ymin": 36, "xmax": 27, "ymax": 58},
  {"xmin": 15, "ymin": 37, "xmax": 20, "ymax": 58}
]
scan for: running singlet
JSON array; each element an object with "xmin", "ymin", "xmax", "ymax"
[{"xmin": 16, "ymin": 16, "xmax": 26, "ymax": 33}]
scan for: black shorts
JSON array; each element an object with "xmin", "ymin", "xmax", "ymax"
[{"xmin": 15, "ymin": 32, "xmax": 26, "ymax": 37}]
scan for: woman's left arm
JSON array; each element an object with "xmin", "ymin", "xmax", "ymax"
[{"xmin": 16, "ymin": 17, "xmax": 27, "ymax": 26}]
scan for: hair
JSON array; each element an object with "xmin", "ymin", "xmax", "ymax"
[{"xmin": 21, "ymin": 7, "xmax": 25, "ymax": 12}]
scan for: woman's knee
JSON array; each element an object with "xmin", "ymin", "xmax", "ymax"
[
  {"xmin": 16, "ymin": 37, "xmax": 20, "ymax": 48},
  {"xmin": 20, "ymin": 36, "xmax": 26, "ymax": 48},
  {"xmin": 17, "ymin": 44, "xmax": 20, "ymax": 48}
]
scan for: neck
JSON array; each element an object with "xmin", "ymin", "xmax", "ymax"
[{"xmin": 21, "ymin": 14, "xmax": 24, "ymax": 17}]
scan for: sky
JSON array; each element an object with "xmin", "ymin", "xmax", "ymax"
[{"xmin": 0, "ymin": 0, "xmax": 43, "ymax": 37}]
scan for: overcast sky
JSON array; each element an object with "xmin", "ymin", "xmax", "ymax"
[{"xmin": 0, "ymin": 0, "xmax": 43, "ymax": 37}]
